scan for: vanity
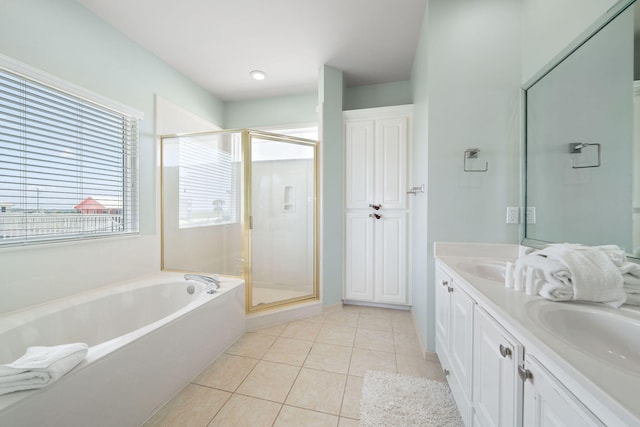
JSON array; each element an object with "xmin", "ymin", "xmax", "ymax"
[{"xmin": 434, "ymin": 242, "xmax": 640, "ymax": 427}]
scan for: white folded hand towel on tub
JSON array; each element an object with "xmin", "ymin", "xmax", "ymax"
[{"xmin": 0, "ymin": 342, "xmax": 88, "ymax": 395}]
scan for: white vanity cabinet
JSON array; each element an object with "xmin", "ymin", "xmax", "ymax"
[
  {"xmin": 435, "ymin": 267, "xmax": 475, "ymax": 426},
  {"xmin": 343, "ymin": 105, "xmax": 412, "ymax": 305},
  {"xmin": 435, "ymin": 259, "xmax": 612, "ymax": 427},
  {"xmin": 521, "ymin": 356, "xmax": 605, "ymax": 427},
  {"xmin": 473, "ymin": 307, "xmax": 523, "ymax": 427}
]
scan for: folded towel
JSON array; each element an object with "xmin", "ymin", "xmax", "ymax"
[
  {"xmin": 624, "ymin": 293, "xmax": 640, "ymax": 306},
  {"xmin": 540, "ymin": 245, "xmax": 626, "ymax": 307},
  {"xmin": 0, "ymin": 343, "xmax": 88, "ymax": 396}
]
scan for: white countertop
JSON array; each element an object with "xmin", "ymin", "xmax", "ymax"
[{"xmin": 434, "ymin": 243, "xmax": 640, "ymax": 427}]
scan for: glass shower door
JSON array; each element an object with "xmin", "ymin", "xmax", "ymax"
[{"xmin": 246, "ymin": 132, "xmax": 317, "ymax": 311}]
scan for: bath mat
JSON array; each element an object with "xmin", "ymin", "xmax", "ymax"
[{"xmin": 360, "ymin": 370, "xmax": 464, "ymax": 427}]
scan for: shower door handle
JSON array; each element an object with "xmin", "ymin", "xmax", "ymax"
[{"xmin": 369, "ymin": 213, "xmax": 381, "ymax": 220}]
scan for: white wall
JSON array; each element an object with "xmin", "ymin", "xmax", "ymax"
[{"xmin": 0, "ymin": 0, "xmax": 224, "ymax": 314}]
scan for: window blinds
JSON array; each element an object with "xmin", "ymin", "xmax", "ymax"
[{"xmin": 0, "ymin": 66, "xmax": 139, "ymax": 245}]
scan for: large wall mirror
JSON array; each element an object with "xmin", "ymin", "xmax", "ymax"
[{"xmin": 524, "ymin": 0, "xmax": 640, "ymax": 257}]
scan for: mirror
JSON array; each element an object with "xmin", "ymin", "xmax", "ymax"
[{"xmin": 524, "ymin": 0, "xmax": 640, "ymax": 257}]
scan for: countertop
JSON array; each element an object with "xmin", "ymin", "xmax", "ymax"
[{"xmin": 434, "ymin": 243, "xmax": 640, "ymax": 427}]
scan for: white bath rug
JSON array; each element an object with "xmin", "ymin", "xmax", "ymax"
[{"xmin": 360, "ymin": 370, "xmax": 464, "ymax": 427}]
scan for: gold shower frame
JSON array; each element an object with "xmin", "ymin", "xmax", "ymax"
[{"xmin": 159, "ymin": 129, "xmax": 320, "ymax": 314}]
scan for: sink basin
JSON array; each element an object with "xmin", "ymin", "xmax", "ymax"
[
  {"xmin": 528, "ymin": 303, "xmax": 640, "ymax": 374},
  {"xmin": 456, "ymin": 260, "xmax": 506, "ymax": 283}
]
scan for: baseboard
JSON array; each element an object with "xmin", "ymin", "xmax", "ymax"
[{"xmin": 342, "ymin": 300, "xmax": 411, "ymax": 310}]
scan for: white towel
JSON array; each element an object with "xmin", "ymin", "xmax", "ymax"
[
  {"xmin": 0, "ymin": 343, "xmax": 88, "ymax": 395},
  {"xmin": 624, "ymin": 293, "xmax": 640, "ymax": 306},
  {"xmin": 536, "ymin": 245, "xmax": 626, "ymax": 308}
]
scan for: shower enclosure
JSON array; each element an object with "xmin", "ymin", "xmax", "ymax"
[{"xmin": 160, "ymin": 129, "xmax": 318, "ymax": 312}]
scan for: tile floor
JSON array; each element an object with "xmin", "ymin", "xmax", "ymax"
[{"xmin": 143, "ymin": 305, "xmax": 446, "ymax": 427}]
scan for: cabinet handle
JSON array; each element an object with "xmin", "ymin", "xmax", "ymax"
[
  {"xmin": 369, "ymin": 203, "xmax": 381, "ymax": 210},
  {"xmin": 447, "ymin": 286, "xmax": 454, "ymax": 293},
  {"xmin": 443, "ymin": 368, "xmax": 450, "ymax": 377},
  {"xmin": 499, "ymin": 344, "xmax": 512, "ymax": 358},
  {"xmin": 441, "ymin": 280, "xmax": 449, "ymax": 287},
  {"xmin": 518, "ymin": 365, "xmax": 533, "ymax": 382},
  {"xmin": 368, "ymin": 213, "xmax": 381, "ymax": 220}
]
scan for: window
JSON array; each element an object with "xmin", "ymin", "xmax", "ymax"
[
  {"xmin": 0, "ymin": 58, "xmax": 139, "ymax": 246},
  {"xmin": 175, "ymin": 133, "xmax": 240, "ymax": 228}
]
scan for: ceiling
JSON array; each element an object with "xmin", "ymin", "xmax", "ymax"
[{"xmin": 75, "ymin": 0, "xmax": 427, "ymax": 101}]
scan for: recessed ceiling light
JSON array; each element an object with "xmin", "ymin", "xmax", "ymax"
[{"xmin": 250, "ymin": 70, "xmax": 267, "ymax": 81}]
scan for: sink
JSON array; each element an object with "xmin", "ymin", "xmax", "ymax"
[
  {"xmin": 527, "ymin": 302, "xmax": 640, "ymax": 374},
  {"xmin": 456, "ymin": 259, "xmax": 506, "ymax": 283}
]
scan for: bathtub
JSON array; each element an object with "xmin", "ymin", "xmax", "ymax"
[{"xmin": 0, "ymin": 272, "xmax": 246, "ymax": 427}]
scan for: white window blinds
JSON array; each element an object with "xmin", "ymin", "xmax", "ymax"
[{"xmin": 0, "ymin": 64, "xmax": 139, "ymax": 246}]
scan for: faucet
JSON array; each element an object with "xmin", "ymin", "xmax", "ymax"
[{"xmin": 184, "ymin": 274, "xmax": 220, "ymax": 294}]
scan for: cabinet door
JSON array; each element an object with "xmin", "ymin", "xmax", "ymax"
[
  {"xmin": 449, "ymin": 285, "xmax": 474, "ymax": 398},
  {"xmin": 345, "ymin": 120, "xmax": 375, "ymax": 209},
  {"xmin": 344, "ymin": 212, "xmax": 374, "ymax": 300},
  {"xmin": 435, "ymin": 266, "xmax": 451, "ymax": 351},
  {"xmin": 374, "ymin": 117, "xmax": 408, "ymax": 210},
  {"xmin": 522, "ymin": 356, "xmax": 605, "ymax": 427},
  {"xmin": 373, "ymin": 211, "xmax": 407, "ymax": 304},
  {"xmin": 473, "ymin": 307, "xmax": 523, "ymax": 427}
]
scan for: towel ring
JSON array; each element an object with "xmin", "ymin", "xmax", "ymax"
[
  {"xmin": 463, "ymin": 148, "xmax": 488, "ymax": 172},
  {"xmin": 568, "ymin": 142, "xmax": 601, "ymax": 169}
]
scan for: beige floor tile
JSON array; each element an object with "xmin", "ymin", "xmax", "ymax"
[
  {"xmin": 193, "ymin": 354, "xmax": 258, "ymax": 392},
  {"xmin": 340, "ymin": 304, "xmax": 361, "ymax": 312},
  {"xmin": 391, "ymin": 315, "xmax": 415, "ymax": 333},
  {"xmin": 396, "ymin": 353, "xmax": 447, "ymax": 381},
  {"xmin": 357, "ymin": 312, "xmax": 393, "ymax": 332},
  {"xmin": 280, "ymin": 319, "xmax": 323, "ymax": 341},
  {"xmin": 323, "ymin": 310, "xmax": 359, "ymax": 328},
  {"xmin": 209, "ymin": 394, "xmax": 281, "ymax": 427},
  {"xmin": 316, "ymin": 323, "xmax": 357, "ymax": 347},
  {"xmin": 143, "ymin": 384, "xmax": 230, "ymax": 427},
  {"xmin": 338, "ymin": 417, "xmax": 360, "ymax": 427},
  {"xmin": 354, "ymin": 328, "xmax": 395, "ymax": 353},
  {"xmin": 304, "ymin": 343, "xmax": 352, "ymax": 374},
  {"xmin": 393, "ymin": 331, "xmax": 423, "ymax": 356},
  {"xmin": 303, "ymin": 314, "xmax": 327, "ymax": 325},
  {"xmin": 225, "ymin": 332, "xmax": 276, "ymax": 359},
  {"xmin": 286, "ymin": 368, "xmax": 347, "ymax": 415},
  {"xmin": 251, "ymin": 322, "xmax": 287, "ymax": 337},
  {"xmin": 236, "ymin": 360, "xmax": 300, "ymax": 403},
  {"xmin": 263, "ymin": 337, "xmax": 313, "ymax": 366},
  {"xmin": 349, "ymin": 348, "xmax": 397, "ymax": 377},
  {"xmin": 274, "ymin": 405, "xmax": 339, "ymax": 427},
  {"xmin": 340, "ymin": 375, "xmax": 363, "ymax": 419}
]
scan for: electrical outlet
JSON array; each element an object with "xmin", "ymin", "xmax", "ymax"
[
  {"xmin": 506, "ymin": 207, "xmax": 519, "ymax": 224},
  {"xmin": 526, "ymin": 207, "xmax": 536, "ymax": 224}
]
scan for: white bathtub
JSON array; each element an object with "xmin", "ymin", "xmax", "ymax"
[{"xmin": 0, "ymin": 272, "xmax": 246, "ymax": 426}]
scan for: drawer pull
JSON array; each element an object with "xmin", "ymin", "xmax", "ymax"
[
  {"xmin": 441, "ymin": 280, "xmax": 449, "ymax": 287},
  {"xmin": 499, "ymin": 344, "xmax": 512, "ymax": 358},
  {"xmin": 447, "ymin": 286, "xmax": 454, "ymax": 293},
  {"xmin": 518, "ymin": 365, "xmax": 533, "ymax": 382},
  {"xmin": 443, "ymin": 368, "xmax": 450, "ymax": 377}
]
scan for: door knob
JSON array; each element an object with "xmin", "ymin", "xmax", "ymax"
[
  {"xmin": 368, "ymin": 204, "xmax": 381, "ymax": 210},
  {"xmin": 499, "ymin": 344, "xmax": 512, "ymax": 358},
  {"xmin": 369, "ymin": 213, "xmax": 381, "ymax": 220}
]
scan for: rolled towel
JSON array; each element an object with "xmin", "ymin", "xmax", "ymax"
[
  {"xmin": 538, "ymin": 245, "xmax": 626, "ymax": 308},
  {"xmin": 0, "ymin": 343, "xmax": 88, "ymax": 396},
  {"xmin": 624, "ymin": 293, "xmax": 640, "ymax": 306}
]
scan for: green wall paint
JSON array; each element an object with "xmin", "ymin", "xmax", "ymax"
[
  {"xmin": 344, "ymin": 80, "xmax": 413, "ymax": 111},
  {"xmin": 319, "ymin": 65, "xmax": 344, "ymax": 307},
  {"xmin": 224, "ymin": 92, "xmax": 318, "ymax": 129}
]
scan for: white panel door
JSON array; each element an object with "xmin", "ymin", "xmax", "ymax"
[
  {"xmin": 523, "ymin": 356, "xmax": 605, "ymax": 427},
  {"xmin": 345, "ymin": 120, "xmax": 375, "ymax": 209},
  {"xmin": 449, "ymin": 286, "xmax": 475, "ymax": 398},
  {"xmin": 373, "ymin": 211, "xmax": 407, "ymax": 304},
  {"xmin": 473, "ymin": 307, "xmax": 522, "ymax": 427},
  {"xmin": 344, "ymin": 212, "xmax": 374, "ymax": 301},
  {"xmin": 435, "ymin": 266, "xmax": 452, "ymax": 350},
  {"xmin": 375, "ymin": 117, "xmax": 407, "ymax": 210}
]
